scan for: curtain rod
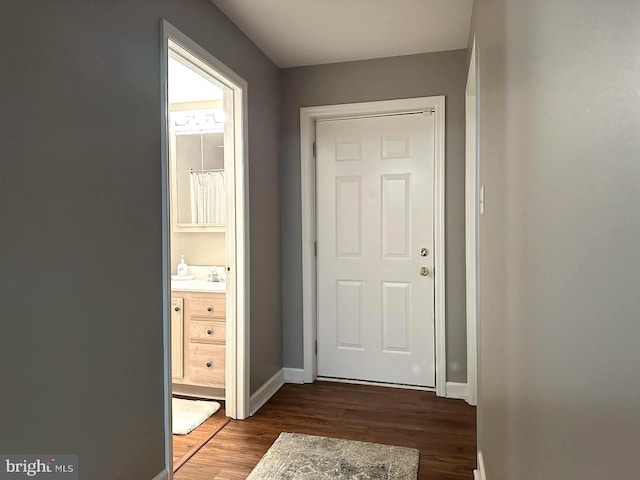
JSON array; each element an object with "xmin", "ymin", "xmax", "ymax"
[{"xmin": 190, "ymin": 168, "xmax": 224, "ymax": 173}]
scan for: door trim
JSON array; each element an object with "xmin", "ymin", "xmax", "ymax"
[
  {"xmin": 300, "ymin": 96, "xmax": 447, "ymax": 396},
  {"xmin": 161, "ymin": 19, "xmax": 251, "ymax": 477},
  {"xmin": 465, "ymin": 38, "xmax": 479, "ymax": 406}
]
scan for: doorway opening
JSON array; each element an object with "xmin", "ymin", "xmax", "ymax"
[
  {"xmin": 160, "ymin": 20, "xmax": 250, "ymax": 477},
  {"xmin": 299, "ymin": 97, "xmax": 447, "ymax": 395}
]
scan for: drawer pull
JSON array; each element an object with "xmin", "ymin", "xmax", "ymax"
[
  {"xmin": 174, "ymin": 306, "xmax": 180, "ymax": 312},
  {"xmin": 207, "ymin": 306, "xmax": 213, "ymax": 312},
  {"xmin": 205, "ymin": 362, "xmax": 212, "ymax": 368},
  {"xmin": 207, "ymin": 329, "xmax": 213, "ymax": 335}
]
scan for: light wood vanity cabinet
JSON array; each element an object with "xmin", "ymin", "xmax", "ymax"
[
  {"xmin": 171, "ymin": 291, "xmax": 225, "ymax": 394},
  {"xmin": 171, "ymin": 297, "xmax": 184, "ymax": 380}
]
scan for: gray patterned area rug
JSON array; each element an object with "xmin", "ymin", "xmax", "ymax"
[{"xmin": 246, "ymin": 432, "xmax": 419, "ymax": 480}]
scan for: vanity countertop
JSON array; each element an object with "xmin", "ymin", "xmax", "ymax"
[{"xmin": 171, "ymin": 279, "xmax": 226, "ymax": 293}]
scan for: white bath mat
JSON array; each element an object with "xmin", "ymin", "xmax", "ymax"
[{"xmin": 172, "ymin": 397, "xmax": 221, "ymax": 435}]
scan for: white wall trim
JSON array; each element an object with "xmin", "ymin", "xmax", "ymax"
[
  {"xmin": 284, "ymin": 367, "xmax": 306, "ymax": 384},
  {"xmin": 465, "ymin": 37, "xmax": 479, "ymax": 407},
  {"xmin": 249, "ymin": 368, "xmax": 285, "ymax": 416},
  {"xmin": 432, "ymin": 96, "xmax": 447, "ymax": 397},
  {"xmin": 151, "ymin": 469, "xmax": 170, "ymax": 480},
  {"xmin": 445, "ymin": 382, "xmax": 469, "ymax": 401},
  {"xmin": 477, "ymin": 451, "xmax": 486, "ymax": 480},
  {"xmin": 300, "ymin": 96, "xmax": 447, "ymax": 394},
  {"xmin": 300, "ymin": 109, "xmax": 317, "ymax": 384},
  {"xmin": 159, "ymin": 20, "xmax": 173, "ymax": 480}
]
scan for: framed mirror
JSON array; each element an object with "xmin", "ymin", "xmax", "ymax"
[{"xmin": 168, "ymin": 50, "xmax": 230, "ymax": 233}]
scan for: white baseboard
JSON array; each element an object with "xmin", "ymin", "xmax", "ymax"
[
  {"xmin": 473, "ymin": 470, "xmax": 480, "ymax": 480},
  {"xmin": 249, "ymin": 368, "xmax": 284, "ymax": 416},
  {"xmin": 283, "ymin": 367, "xmax": 306, "ymax": 384},
  {"xmin": 446, "ymin": 381, "xmax": 469, "ymax": 402},
  {"xmin": 477, "ymin": 451, "xmax": 486, "ymax": 480},
  {"xmin": 151, "ymin": 468, "xmax": 169, "ymax": 480}
]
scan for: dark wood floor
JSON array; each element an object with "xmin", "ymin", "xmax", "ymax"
[
  {"xmin": 174, "ymin": 381, "xmax": 477, "ymax": 479},
  {"xmin": 173, "ymin": 406, "xmax": 229, "ymax": 470}
]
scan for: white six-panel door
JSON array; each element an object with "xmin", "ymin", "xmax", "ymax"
[{"xmin": 316, "ymin": 113, "xmax": 436, "ymax": 387}]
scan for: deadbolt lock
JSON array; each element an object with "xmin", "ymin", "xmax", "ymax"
[
  {"xmin": 419, "ymin": 267, "xmax": 429, "ymax": 276},
  {"xmin": 420, "ymin": 248, "xmax": 429, "ymax": 257}
]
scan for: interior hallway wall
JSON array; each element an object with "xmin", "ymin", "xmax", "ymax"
[
  {"xmin": 280, "ymin": 50, "xmax": 469, "ymax": 382},
  {"xmin": 469, "ymin": 0, "xmax": 640, "ymax": 478},
  {"xmin": 0, "ymin": 1, "xmax": 281, "ymax": 478}
]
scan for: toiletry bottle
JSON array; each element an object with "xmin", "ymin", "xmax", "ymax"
[
  {"xmin": 177, "ymin": 255, "xmax": 188, "ymax": 277},
  {"xmin": 207, "ymin": 267, "xmax": 219, "ymax": 282}
]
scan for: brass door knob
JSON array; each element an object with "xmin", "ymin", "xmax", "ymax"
[{"xmin": 419, "ymin": 267, "xmax": 429, "ymax": 276}]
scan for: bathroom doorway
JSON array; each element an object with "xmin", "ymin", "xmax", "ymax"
[{"xmin": 160, "ymin": 20, "xmax": 249, "ymax": 476}]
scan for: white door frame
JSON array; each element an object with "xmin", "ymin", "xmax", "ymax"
[
  {"xmin": 465, "ymin": 39, "xmax": 479, "ymax": 406},
  {"xmin": 300, "ymin": 96, "xmax": 447, "ymax": 396},
  {"xmin": 160, "ymin": 19, "xmax": 251, "ymax": 477}
]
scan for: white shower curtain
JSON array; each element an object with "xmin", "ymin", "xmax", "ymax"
[{"xmin": 189, "ymin": 171, "xmax": 225, "ymax": 224}]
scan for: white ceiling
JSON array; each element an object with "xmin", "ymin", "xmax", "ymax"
[
  {"xmin": 168, "ymin": 56, "xmax": 223, "ymax": 104},
  {"xmin": 211, "ymin": 0, "xmax": 473, "ymax": 68}
]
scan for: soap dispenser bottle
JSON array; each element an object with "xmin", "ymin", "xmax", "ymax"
[{"xmin": 177, "ymin": 255, "xmax": 188, "ymax": 277}]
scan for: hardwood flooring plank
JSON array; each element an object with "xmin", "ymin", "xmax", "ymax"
[
  {"xmin": 174, "ymin": 417, "xmax": 231, "ymax": 473},
  {"xmin": 172, "ymin": 406, "xmax": 228, "ymax": 467},
  {"xmin": 175, "ymin": 382, "xmax": 476, "ymax": 480}
]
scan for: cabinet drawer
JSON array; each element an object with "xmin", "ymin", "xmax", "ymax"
[
  {"xmin": 188, "ymin": 296, "xmax": 225, "ymax": 318},
  {"xmin": 191, "ymin": 320, "xmax": 225, "ymax": 343},
  {"xmin": 187, "ymin": 344, "xmax": 225, "ymax": 387}
]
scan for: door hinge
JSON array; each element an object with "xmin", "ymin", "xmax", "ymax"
[
  {"xmin": 315, "ymin": 340, "xmax": 318, "ymax": 355},
  {"xmin": 312, "ymin": 141, "xmax": 317, "ymax": 158},
  {"xmin": 314, "ymin": 241, "xmax": 317, "ymax": 256}
]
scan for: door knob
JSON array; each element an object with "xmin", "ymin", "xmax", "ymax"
[{"xmin": 419, "ymin": 267, "xmax": 429, "ymax": 276}]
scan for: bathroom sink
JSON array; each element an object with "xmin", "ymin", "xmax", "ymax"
[
  {"xmin": 170, "ymin": 279, "xmax": 226, "ymax": 293},
  {"xmin": 171, "ymin": 275, "xmax": 195, "ymax": 281}
]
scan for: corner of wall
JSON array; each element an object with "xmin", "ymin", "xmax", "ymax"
[{"xmin": 249, "ymin": 368, "xmax": 285, "ymax": 416}]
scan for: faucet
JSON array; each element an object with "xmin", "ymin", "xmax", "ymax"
[{"xmin": 207, "ymin": 267, "xmax": 220, "ymax": 282}]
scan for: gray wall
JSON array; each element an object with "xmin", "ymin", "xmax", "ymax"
[
  {"xmin": 0, "ymin": 1, "xmax": 281, "ymax": 479},
  {"xmin": 280, "ymin": 50, "xmax": 469, "ymax": 382},
  {"xmin": 470, "ymin": 0, "xmax": 640, "ymax": 478}
]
